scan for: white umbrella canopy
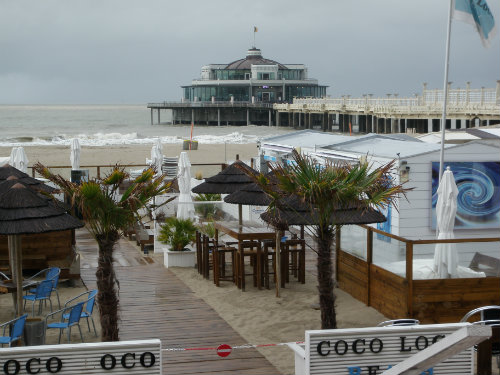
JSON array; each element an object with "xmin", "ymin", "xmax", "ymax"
[
  {"xmin": 151, "ymin": 138, "xmax": 163, "ymax": 176},
  {"xmin": 433, "ymin": 166, "xmax": 459, "ymax": 278},
  {"xmin": 9, "ymin": 147, "xmax": 29, "ymax": 173},
  {"xmin": 176, "ymin": 152, "xmax": 194, "ymax": 219},
  {"xmin": 70, "ymin": 138, "xmax": 81, "ymax": 170}
]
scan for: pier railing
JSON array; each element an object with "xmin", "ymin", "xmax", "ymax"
[{"xmin": 147, "ymin": 101, "xmax": 274, "ymax": 109}]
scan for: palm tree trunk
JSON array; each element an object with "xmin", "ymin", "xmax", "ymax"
[
  {"xmin": 316, "ymin": 224, "xmax": 336, "ymax": 329},
  {"xmin": 95, "ymin": 231, "xmax": 120, "ymax": 341}
]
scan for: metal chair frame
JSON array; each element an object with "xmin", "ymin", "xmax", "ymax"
[
  {"xmin": 45, "ymin": 302, "xmax": 85, "ymax": 344},
  {"xmin": 23, "ymin": 279, "xmax": 54, "ymax": 316},
  {"xmin": 62, "ymin": 290, "xmax": 98, "ymax": 337},
  {"xmin": 25, "ymin": 267, "xmax": 61, "ymax": 309},
  {"xmin": 0, "ymin": 314, "xmax": 28, "ymax": 347},
  {"xmin": 377, "ymin": 319, "xmax": 420, "ymax": 327}
]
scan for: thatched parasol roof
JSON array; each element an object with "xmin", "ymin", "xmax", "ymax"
[
  {"xmin": 0, "ymin": 183, "xmax": 83, "ymax": 235},
  {"xmin": 260, "ymin": 195, "xmax": 386, "ymax": 228},
  {"xmin": 223, "ymin": 182, "xmax": 272, "ymax": 206},
  {"xmin": 0, "ymin": 165, "xmax": 57, "ymax": 193},
  {"xmin": 192, "ymin": 160, "xmax": 258, "ymax": 194}
]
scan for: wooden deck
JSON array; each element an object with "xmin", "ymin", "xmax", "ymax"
[{"xmin": 76, "ymin": 228, "xmax": 280, "ymax": 375}]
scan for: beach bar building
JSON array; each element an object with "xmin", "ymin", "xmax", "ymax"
[{"xmin": 259, "ymin": 131, "xmax": 500, "ymax": 322}]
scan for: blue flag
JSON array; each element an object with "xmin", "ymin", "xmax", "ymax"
[{"xmin": 453, "ymin": 0, "xmax": 496, "ymax": 47}]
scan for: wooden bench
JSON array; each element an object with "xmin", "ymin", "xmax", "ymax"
[{"xmin": 469, "ymin": 252, "xmax": 500, "ymax": 277}]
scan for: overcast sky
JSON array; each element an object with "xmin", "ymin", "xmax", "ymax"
[{"xmin": 1, "ymin": 0, "xmax": 499, "ymax": 104}]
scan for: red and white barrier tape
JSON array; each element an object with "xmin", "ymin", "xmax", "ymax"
[{"xmin": 161, "ymin": 341, "xmax": 304, "ymax": 358}]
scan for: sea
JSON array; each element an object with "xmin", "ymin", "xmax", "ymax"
[{"xmin": 0, "ymin": 104, "xmax": 295, "ymax": 147}]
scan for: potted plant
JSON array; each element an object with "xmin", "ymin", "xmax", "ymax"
[{"xmin": 158, "ymin": 217, "xmax": 197, "ymax": 267}]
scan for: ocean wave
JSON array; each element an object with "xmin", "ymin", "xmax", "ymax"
[{"xmin": 0, "ymin": 131, "xmax": 263, "ymax": 147}]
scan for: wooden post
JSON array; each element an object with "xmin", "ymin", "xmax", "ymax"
[
  {"xmin": 8, "ymin": 235, "xmax": 23, "ymax": 317},
  {"xmin": 366, "ymin": 227, "xmax": 373, "ymax": 306},
  {"xmin": 335, "ymin": 225, "xmax": 341, "ymax": 282},
  {"xmin": 406, "ymin": 241, "xmax": 414, "ymax": 318},
  {"xmin": 275, "ymin": 230, "xmax": 281, "ymax": 298}
]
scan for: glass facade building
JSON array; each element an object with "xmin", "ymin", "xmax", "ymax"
[{"xmin": 182, "ymin": 48, "xmax": 327, "ymax": 103}]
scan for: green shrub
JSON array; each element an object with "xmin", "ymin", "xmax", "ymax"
[
  {"xmin": 158, "ymin": 217, "xmax": 197, "ymax": 251},
  {"xmin": 194, "ymin": 193, "xmax": 222, "ymax": 220}
]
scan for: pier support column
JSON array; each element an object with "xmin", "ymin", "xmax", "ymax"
[
  {"xmin": 292, "ymin": 112, "xmax": 295, "ymax": 128},
  {"xmin": 268, "ymin": 110, "xmax": 272, "ymax": 126},
  {"xmin": 277, "ymin": 111, "xmax": 280, "ymax": 127},
  {"xmin": 150, "ymin": 109, "xmax": 153, "ymax": 125},
  {"xmin": 372, "ymin": 116, "xmax": 376, "ymax": 133},
  {"xmin": 191, "ymin": 109, "xmax": 195, "ymax": 126},
  {"xmin": 322, "ymin": 112, "xmax": 327, "ymax": 132},
  {"xmin": 158, "ymin": 109, "xmax": 161, "ymax": 124},
  {"xmin": 247, "ymin": 109, "xmax": 250, "ymax": 126},
  {"xmin": 298, "ymin": 112, "xmax": 302, "ymax": 128},
  {"xmin": 308, "ymin": 113, "xmax": 312, "ymax": 129},
  {"xmin": 218, "ymin": 109, "xmax": 221, "ymax": 126},
  {"xmin": 391, "ymin": 118, "xmax": 398, "ymax": 133}
]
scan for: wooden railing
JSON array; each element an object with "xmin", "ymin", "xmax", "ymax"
[{"xmin": 30, "ymin": 162, "xmax": 229, "ymax": 180}]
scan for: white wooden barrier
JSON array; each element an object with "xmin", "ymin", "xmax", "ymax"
[
  {"xmin": 0, "ymin": 339, "xmax": 161, "ymax": 375},
  {"xmin": 382, "ymin": 325, "xmax": 491, "ymax": 375},
  {"xmin": 287, "ymin": 323, "xmax": 476, "ymax": 375}
]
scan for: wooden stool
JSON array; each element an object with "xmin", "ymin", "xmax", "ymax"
[
  {"xmin": 212, "ymin": 245, "xmax": 237, "ymax": 286},
  {"xmin": 282, "ymin": 239, "xmax": 306, "ymax": 285},
  {"xmin": 235, "ymin": 240, "xmax": 262, "ymax": 291}
]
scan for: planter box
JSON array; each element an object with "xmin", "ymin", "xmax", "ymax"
[{"xmin": 163, "ymin": 247, "xmax": 196, "ymax": 268}]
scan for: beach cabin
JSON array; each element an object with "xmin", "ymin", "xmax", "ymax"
[
  {"xmin": 259, "ymin": 130, "xmax": 500, "ymax": 322},
  {"xmin": 321, "ymin": 138, "xmax": 500, "ymax": 323}
]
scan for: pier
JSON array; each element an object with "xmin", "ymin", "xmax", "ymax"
[{"xmin": 148, "ymin": 82, "xmax": 500, "ymax": 133}]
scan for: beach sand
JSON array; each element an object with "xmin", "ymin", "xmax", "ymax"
[{"xmin": 169, "ymin": 260, "xmax": 387, "ymax": 375}]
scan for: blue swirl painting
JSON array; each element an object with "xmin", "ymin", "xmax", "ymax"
[{"xmin": 431, "ymin": 162, "xmax": 500, "ymax": 229}]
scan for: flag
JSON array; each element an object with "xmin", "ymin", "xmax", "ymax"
[
  {"xmin": 254, "ymin": 26, "xmax": 258, "ymax": 32},
  {"xmin": 453, "ymin": 0, "xmax": 496, "ymax": 47}
]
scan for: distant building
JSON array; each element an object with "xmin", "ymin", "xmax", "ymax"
[
  {"xmin": 182, "ymin": 47, "xmax": 327, "ymax": 103},
  {"xmin": 147, "ymin": 47, "xmax": 328, "ymax": 126}
]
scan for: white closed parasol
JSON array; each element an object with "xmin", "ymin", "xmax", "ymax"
[
  {"xmin": 176, "ymin": 152, "xmax": 194, "ymax": 219},
  {"xmin": 151, "ymin": 138, "xmax": 163, "ymax": 176},
  {"xmin": 433, "ymin": 166, "xmax": 459, "ymax": 278},
  {"xmin": 70, "ymin": 138, "xmax": 81, "ymax": 170},
  {"xmin": 10, "ymin": 147, "xmax": 29, "ymax": 173}
]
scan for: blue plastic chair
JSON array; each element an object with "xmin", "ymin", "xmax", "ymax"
[
  {"xmin": 23, "ymin": 280, "xmax": 54, "ymax": 316},
  {"xmin": 0, "ymin": 314, "xmax": 28, "ymax": 347},
  {"xmin": 63, "ymin": 290, "xmax": 98, "ymax": 337},
  {"xmin": 26, "ymin": 267, "xmax": 61, "ymax": 309},
  {"xmin": 45, "ymin": 302, "xmax": 85, "ymax": 344}
]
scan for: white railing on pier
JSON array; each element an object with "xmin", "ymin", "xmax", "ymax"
[{"xmin": 277, "ymin": 85, "xmax": 500, "ymax": 118}]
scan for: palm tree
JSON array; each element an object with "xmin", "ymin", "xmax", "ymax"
[
  {"xmin": 34, "ymin": 163, "xmax": 173, "ymax": 341},
  {"xmin": 252, "ymin": 150, "xmax": 408, "ymax": 329}
]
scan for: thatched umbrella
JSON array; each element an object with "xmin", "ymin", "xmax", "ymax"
[
  {"xmin": 0, "ymin": 164, "xmax": 57, "ymax": 194},
  {"xmin": 260, "ymin": 195, "xmax": 387, "ymax": 297},
  {"xmin": 192, "ymin": 160, "xmax": 258, "ymax": 225},
  {"xmin": 0, "ymin": 183, "xmax": 84, "ymax": 316}
]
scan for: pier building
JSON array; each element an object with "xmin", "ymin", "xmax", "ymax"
[{"xmin": 148, "ymin": 47, "xmax": 327, "ymax": 126}]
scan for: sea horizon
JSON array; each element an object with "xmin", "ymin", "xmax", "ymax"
[{"xmin": 0, "ymin": 104, "xmax": 295, "ymax": 147}]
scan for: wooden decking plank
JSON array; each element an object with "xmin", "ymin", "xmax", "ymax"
[{"xmin": 76, "ymin": 228, "xmax": 280, "ymax": 375}]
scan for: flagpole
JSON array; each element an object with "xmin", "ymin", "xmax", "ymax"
[{"xmin": 439, "ymin": 0, "xmax": 454, "ymax": 182}]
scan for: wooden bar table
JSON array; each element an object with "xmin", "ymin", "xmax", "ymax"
[{"xmin": 214, "ymin": 221, "xmax": 275, "ymax": 291}]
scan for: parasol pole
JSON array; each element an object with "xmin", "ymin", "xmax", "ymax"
[
  {"xmin": 275, "ymin": 230, "xmax": 281, "ymax": 298},
  {"xmin": 8, "ymin": 235, "xmax": 23, "ymax": 317}
]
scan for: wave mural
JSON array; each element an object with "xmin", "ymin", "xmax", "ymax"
[{"xmin": 431, "ymin": 162, "xmax": 500, "ymax": 229}]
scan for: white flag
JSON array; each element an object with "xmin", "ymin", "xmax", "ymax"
[{"xmin": 453, "ymin": 0, "xmax": 496, "ymax": 47}]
